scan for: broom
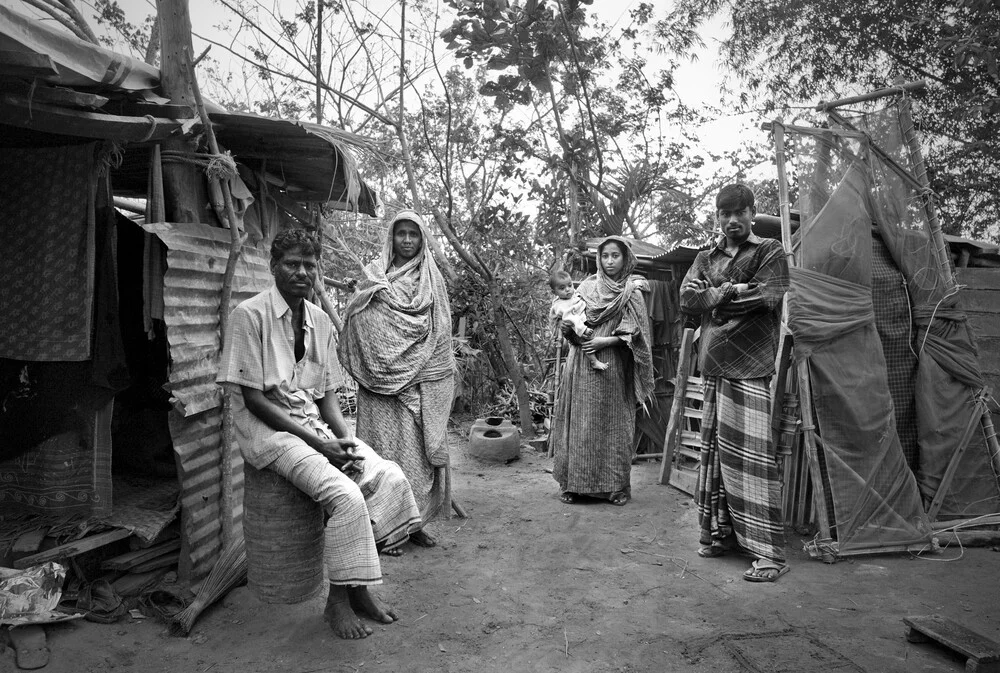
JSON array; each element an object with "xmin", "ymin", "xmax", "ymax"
[{"xmin": 170, "ymin": 537, "xmax": 247, "ymax": 636}]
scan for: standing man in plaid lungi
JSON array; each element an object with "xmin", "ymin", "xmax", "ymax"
[
  {"xmin": 218, "ymin": 228, "xmax": 422, "ymax": 638},
  {"xmin": 680, "ymin": 184, "xmax": 791, "ymax": 582}
]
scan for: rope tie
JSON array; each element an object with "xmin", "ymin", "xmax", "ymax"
[
  {"xmin": 138, "ymin": 114, "xmax": 158, "ymax": 143},
  {"xmin": 160, "ymin": 149, "xmax": 238, "ymax": 181}
]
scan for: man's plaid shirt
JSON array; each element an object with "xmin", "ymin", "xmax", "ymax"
[{"xmin": 680, "ymin": 233, "xmax": 789, "ymax": 379}]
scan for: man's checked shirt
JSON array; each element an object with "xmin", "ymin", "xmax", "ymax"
[{"xmin": 680, "ymin": 233, "xmax": 789, "ymax": 379}]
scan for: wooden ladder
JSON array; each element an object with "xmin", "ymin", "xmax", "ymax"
[{"xmin": 658, "ymin": 328, "xmax": 703, "ymax": 495}]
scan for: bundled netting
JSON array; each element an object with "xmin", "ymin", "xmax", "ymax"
[{"xmin": 783, "ymin": 101, "xmax": 1000, "ymax": 556}]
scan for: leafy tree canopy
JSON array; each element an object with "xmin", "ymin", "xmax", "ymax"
[{"xmin": 671, "ymin": 0, "xmax": 1000, "ymax": 238}]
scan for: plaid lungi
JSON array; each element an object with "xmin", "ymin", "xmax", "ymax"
[
  {"xmin": 268, "ymin": 438, "xmax": 421, "ymax": 586},
  {"xmin": 696, "ymin": 376, "xmax": 786, "ymax": 564}
]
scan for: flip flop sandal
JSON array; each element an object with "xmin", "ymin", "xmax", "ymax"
[
  {"xmin": 743, "ymin": 559, "xmax": 790, "ymax": 582},
  {"xmin": 559, "ymin": 492, "xmax": 579, "ymax": 504},
  {"xmin": 697, "ymin": 544, "xmax": 727, "ymax": 558},
  {"xmin": 409, "ymin": 529, "xmax": 437, "ymax": 548},
  {"xmin": 377, "ymin": 543, "xmax": 404, "ymax": 557},
  {"xmin": 608, "ymin": 491, "xmax": 629, "ymax": 506},
  {"xmin": 9, "ymin": 624, "xmax": 49, "ymax": 670}
]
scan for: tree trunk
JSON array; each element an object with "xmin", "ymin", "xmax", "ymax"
[
  {"xmin": 158, "ymin": 0, "xmax": 203, "ymax": 224},
  {"xmin": 488, "ymin": 280, "xmax": 534, "ymax": 438},
  {"xmin": 157, "ymin": 0, "xmax": 219, "ymax": 580}
]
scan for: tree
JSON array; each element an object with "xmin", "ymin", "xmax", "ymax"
[
  {"xmin": 669, "ymin": 0, "xmax": 1000, "ymax": 239},
  {"xmin": 441, "ymin": 0, "xmax": 705, "ymax": 243}
]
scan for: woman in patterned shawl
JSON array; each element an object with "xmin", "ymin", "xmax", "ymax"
[
  {"xmin": 338, "ymin": 210, "xmax": 456, "ymax": 548},
  {"xmin": 551, "ymin": 236, "xmax": 655, "ymax": 506}
]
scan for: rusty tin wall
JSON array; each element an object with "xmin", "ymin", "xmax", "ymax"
[{"xmin": 145, "ymin": 222, "xmax": 270, "ymax": 582}]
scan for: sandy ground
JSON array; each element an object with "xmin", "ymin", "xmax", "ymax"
[{"xmin": 4, "ymin": 417, "xmax": 1000, "ymax": 673}]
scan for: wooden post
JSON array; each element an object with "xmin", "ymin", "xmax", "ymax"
[
  {"xmin": 157, "ymin": 0, "xmax": 203, "ymax": 224},
  {"xmin": 774, "ymin": 122, "xmax": 835, "ymax": 559},
  {"xmin": 185, "ymin": 44, "xmax": 246, "ymax": 550},
  {"xmin": 548, "ymin": 338, "xmax": 562, "ymax": 459}
]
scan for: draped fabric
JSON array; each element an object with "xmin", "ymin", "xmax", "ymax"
[
  {"xmin": 851, "ymin": 103, "xmax": 999, "ymax": 517},
  {"xmin": 338, "ymin": 211, "xmax": 456, "ymax": 521},
  {"xmin": 911, "ymin": 304, "xmax": 996, "ymax": 516},
  {"xmin": 339, "ymin": 211, "xmax": 455, "ymax": 396},
  {"xmin": 268, "ymin": 438, "xmax": 421, "ymax": 586},
  {"xmin": 551, "ymin": 237, "xmax": 654, "ymax": 497},
  {"xmin": 696, "ymin": 377, "xmax": 786, "ymax": 564},
  {"xmin": 788, "ymin": 267, "xmax": 931, "ymax": 551},
  {"xmin": 576, "ymin": 236, "xmax": 655, "ymax": 404},
  {"xmin": 0, "ymin": 144, "xmax": 96, "ymax": 361}
]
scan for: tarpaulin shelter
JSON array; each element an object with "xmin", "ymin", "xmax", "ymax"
[
  {"xmin": 770, "ymin": 87, "xmax": 1000, "ymax": 559},
  {"xmin": 0, "ymin": 5, "xmax": 377, "ymax": 582}
]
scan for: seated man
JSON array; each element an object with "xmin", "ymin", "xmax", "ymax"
[{"xmin": 217, "ymin": 228, "xmax": 422, "ymax": 639}]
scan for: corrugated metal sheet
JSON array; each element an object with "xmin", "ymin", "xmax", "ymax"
[
  {"xmin": 211, "ymin": 112, "xmax": 378, "ymax": 213},
  {"xmin": 148, "ymin": 222, "xmax": 270, "ymax": 583},
  {"xmin": 144, "ymin": 222, "xmax": 271, "ymax": 417}
]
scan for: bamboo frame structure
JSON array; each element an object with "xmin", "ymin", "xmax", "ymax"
[
  {"xmin": 782, "ymin": 82, "xmax": 1000, "ymax": 555},
  {"xmin": 772, "ymin": 122, "xmax": 836, "ymax": 562}
]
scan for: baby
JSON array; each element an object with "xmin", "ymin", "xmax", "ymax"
[{"xmin": 548, "ymin": 270, "xmax": 608, "ymax": 371}]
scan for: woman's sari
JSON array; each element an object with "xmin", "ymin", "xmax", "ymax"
[
  {"xmin": 338, "ymin": 211, "xmax": 456, "ymax": 522},
  {"xmin": 551, "ymin": 236, "xmax": 655, "ymax": 498}
]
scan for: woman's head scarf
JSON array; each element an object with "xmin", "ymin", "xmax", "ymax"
[
  {"xmin": 581, "ymin": 236, "xmax": 642, "ymax": 326},
  {"xmin": 338, "ymin": 210, "xmax": 455, "ymax": 394}
]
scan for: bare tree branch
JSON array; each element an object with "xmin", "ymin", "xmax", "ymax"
[{"xmin": 21, "ymin": 0, "xmax": 95, "ymax": 43}]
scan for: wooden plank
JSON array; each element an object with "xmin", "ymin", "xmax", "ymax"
[
  {"xmin": 957, "ymin": 268, "xmax": 1000, "ymax": 291},
  {"xmin": 0, "ymin": 51, "xmax": 58, "ymax": 78},
  {"xmin": 13, "ymin": 529, "xmax": 130, "ymax": 569},
  {"xmin": 935, "ymin": 529, "xmax": 1000, "ymax": 547},
  {"xmin": 668, "ymin": 466, "xmax": 698, "ymax": 496},
  {"xmin": 130, "ymin": 551, "xmax": 180, "ymax": 574},
  {"xmin": 659, "ymin": 328, "xmax": 695, "ymax": 485},
  {"xmin": 31, "ymin": 86, "xmax": 108, "ymax": 109},
  {"xmin": 903, "ymin": 614, "xmax": 1000, "ymax": 671},
  {"xmin": 12, "ymin": 529, "xmax": 49, "ymax": 555},
  {"xmin": 960, "ymin": 292, "xmax": 1000, "ymax": 314},
  {"xmin": 677, "ymin": 446, "xmax": 701, "ymax": 461},
  {"xmin": 101, "ymin": 539, "xmax": 182, "ymax": 571},
  {"xmin": 967, "ymin": 313, "xmax": 1000, "ymax": 339},
  {"xmin": 968, "ymin": 313, "xmax": 1000, "ymax": 340},
  {"xmin": 0, "ymin": 92, "xmax": 192, "ymax": 143}
]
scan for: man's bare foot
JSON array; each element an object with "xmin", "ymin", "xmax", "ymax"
[
  {"xmin": 409, "ymin": 529, "xmax": 436, "ymax": 548},
  {"xmin": 589, "ymin": 358, "xmax": 608, "ymax": 371},
  {"xmin": 348, "ymin": 586, "xmax": 397, "ymax": 624},
  {"xmin": 324, "ymin": 585, "xmax": 373, "ymax": 639}
]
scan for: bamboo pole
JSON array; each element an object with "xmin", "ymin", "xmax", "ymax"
[
  {"xmin": 815, "ymin": 80, "xmax": 926, "ymax": 112},
  {"xmin": 773, "ymin": 122, "xmax": 835, "ymax": 560},
  {"xmin": 897, "ymin": 98, "xmax": 956, "ymax": 294},
  {"xmin": 187, "ymin": 46, "xmax": 245, "ymax": 548}
]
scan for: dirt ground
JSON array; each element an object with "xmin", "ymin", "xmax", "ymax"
[{"xmin": 4, "ymin": 416, "xmax": 1000, "ymax": 673}]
